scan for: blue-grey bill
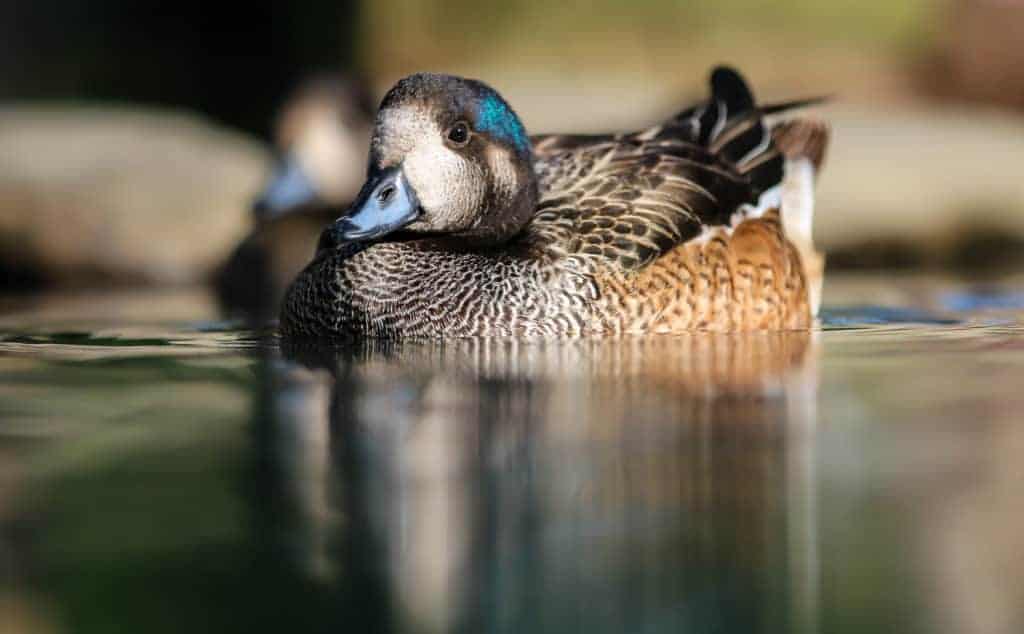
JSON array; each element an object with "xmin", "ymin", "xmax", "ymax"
[{"xmin": 333, "ymin": 167, "xmax": 420, "ymax": 242}]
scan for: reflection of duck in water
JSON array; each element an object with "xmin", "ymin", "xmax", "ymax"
[
  {"xmin": 286, "ymin": 330, "xmax": 817, "ymax": 398},
  {"xmin": 272, "ymin": 329, "xmax": 820, "ymax": 631},
  {"xmin": 215, "ymin": 75, "xmax": 374, "ymax": 322},
  {"xmin": 281, "ymin": 67, "xmax": 828, "ymax": 339}
]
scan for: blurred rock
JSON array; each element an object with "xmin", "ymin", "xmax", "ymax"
[
  {"xmin": 815, "ymin": 104, "xmax": 1024, "ymax": 271},
  {"xmin": 0, "ymin": 105, "xmax": 269, "ymax": 288}
]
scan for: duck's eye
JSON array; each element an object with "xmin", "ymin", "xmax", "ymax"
[{"xmin": 446, "ymin": 121, "xmax": 470, "ymax": 147}]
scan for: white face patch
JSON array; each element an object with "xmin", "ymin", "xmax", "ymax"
[
  {"xmin": 485, "ymin": 144, "xmax": 518, "ymax": 202},
  {"xmin": 374, "ymin": 106, "xmax": 431, "ymax": 166},
  {"xmin": 375, "ymin": 105, "xmax": 486, "ymax": 232}
]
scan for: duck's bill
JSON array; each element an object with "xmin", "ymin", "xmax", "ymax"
[
  {"xmin": 331, "ymin": 167, "xmax": 421, "ymax": 242},
  {"xmin": 252, "ymin": 155, "xmax": 321, "ymax": 220}
]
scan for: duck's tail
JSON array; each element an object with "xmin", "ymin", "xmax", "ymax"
[
  {"xmin": 773, "ymin": 118, "xmax": 830, "ymax": 317},
  {"xmin": 701, "ymin": 68, "xmax": 772, "ymax": 177},
  {"xmin": 673, "ymin": 66, "xmax": 825, "ymax": 192},
  {"xmin": 672, "ymin": 66, "xmax": 829, "ymax": 317}
]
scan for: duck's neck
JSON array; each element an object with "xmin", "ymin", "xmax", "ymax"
[{"xmin": 458, "ymin": 148, "xmax": 539, "ymax": 247}]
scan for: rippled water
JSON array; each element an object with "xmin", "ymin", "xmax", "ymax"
[{"xmin": 1, "ymin": 275, "xmax": 1022, "ymax": 634}]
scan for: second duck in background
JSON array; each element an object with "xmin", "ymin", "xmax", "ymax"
[{"xmin": 214, "ymin": 74, "xmax": 374, "ymax": 323}]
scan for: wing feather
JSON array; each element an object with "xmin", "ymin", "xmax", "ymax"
[{"xmin": 521, "ymin": 67, "xmax": 824, "ymax": 271}]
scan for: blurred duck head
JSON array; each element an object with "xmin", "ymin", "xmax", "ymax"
[{"xmin": 252, "ymin": 75, "xmax": 375, "ymax": 221}]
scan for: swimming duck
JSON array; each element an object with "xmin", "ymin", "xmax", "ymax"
[
  {"xmin": 214, "ymin": 74, "xmax": 374, "ymax": 322},
  {"xmin": 280, "ymin": 67, "xmax": 828, "ymax": 339}
]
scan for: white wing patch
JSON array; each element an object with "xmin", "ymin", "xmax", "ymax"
[{"xmin": 690, "ymin": 158, "xmax": 814, "ymax": 261}]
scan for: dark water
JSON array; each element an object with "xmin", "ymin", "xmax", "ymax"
[{"xmin": 1, "ymin": 275, "xmax": 1022, "ymax": 634}]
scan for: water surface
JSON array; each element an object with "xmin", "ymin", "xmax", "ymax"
[{"xmin": 1, "ymin": 275, "xmax": 1022, "ymax": 634}]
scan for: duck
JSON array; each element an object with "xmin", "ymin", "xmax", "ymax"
[
  {"xmin": 280, "ymin": 67, "xmax": 828, "ymax": 339},
  {"xmin": 214, "ymin": 74, "xmax": 374, "ymax": 322}
]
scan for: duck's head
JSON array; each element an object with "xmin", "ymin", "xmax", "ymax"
[
  {"xmin": 253, "ymin": 75, "xmax": 374, "ymax": 221},
  {"xmin": 322, "ymin": 73, "xmax": 537, "ymax": 249}
]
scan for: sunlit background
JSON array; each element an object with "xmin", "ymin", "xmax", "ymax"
[{"xmin": 2, "ymin": 2, "xmax": 1024, "ymax": 634}]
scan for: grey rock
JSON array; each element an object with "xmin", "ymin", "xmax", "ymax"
[{"xmin": 0, "ymin": 105, "xmax": 270, "ymax": 286}]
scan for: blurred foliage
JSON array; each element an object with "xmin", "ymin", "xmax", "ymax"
[{"xmin": 360, "ymin": 0, "xmax": 946, "ymax": 75}]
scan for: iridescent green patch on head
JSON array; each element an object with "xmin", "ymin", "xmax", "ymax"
[{"xmin": 476, "ymin": 93, "xmax": 529, "ymax": 153}]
